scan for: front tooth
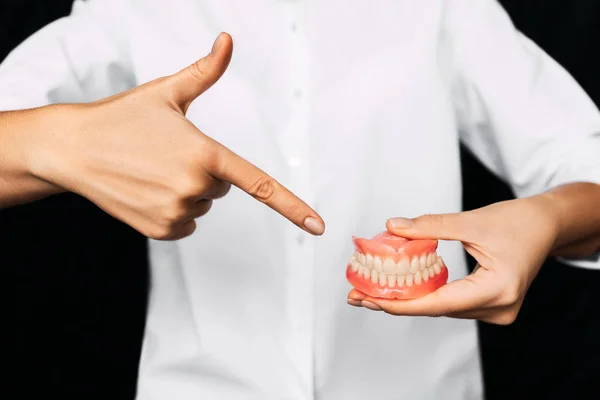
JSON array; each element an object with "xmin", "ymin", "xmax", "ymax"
[
  {"xmin": 363, "ymin": 267, "xmax": 371, "ymax": 280},
  {"xmin": 396, "ymin": 258, "xmax": 410, "ymax": 275},
  {"xmin": 396, "ymin": 274, "xmax": 405, "ymax": 287},
  {"xmin": 410, "ymin": 257, "xmax": 420, "ymax": 273},
  {"xmin": 373, "ymin": 256, "xmax": 383, "ymax": 272},
  {"xmin": 434, "ymin": 261, "xmax": 441, "ymax": 274},
  {"xmin": 358, "ymin": 253, "xmax": 366, "ymax": 266},
  {"xmin": 366, "ymin": 253, "xmax": 374, "ymax": 268},
  {"xmin": 387, "ymin": 274, "xmax": 396, "ymax": 287},
  {"xmin": 419, "ymin": 254, "xmax": 427, "ymax": 269},
  {"xmin": 414, "ymin": 271, "xmax": 422, "ymax": 285},
  {"xmin": 371, "ymin": 269, "xmax": 379, "ymax": 283},
  {"xmin": 406, "ymin": 274, "xmax": 414, "ymax": 287},
  {"xmin": 382, "ymin": 258, "xmax": 396, "ymax": 274},
  {"xmin": 427, "ymin": 253, "xmax": 435, "ymax": 267},
  {"xmin": 379, "ymin": 273, "xmax": 388, "ymax": 287},
  {"xmin": 423, "ymin": 268, "xmax": 429, "ymax": 282}
]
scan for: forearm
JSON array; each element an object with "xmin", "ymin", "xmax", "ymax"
[
  {"xmin": 0, "ymin": 107, "xmax": 64, "ymax": 208},
  {"xmin": 537, "ymin": 182, "xmax": 600, "ymax": 258}
]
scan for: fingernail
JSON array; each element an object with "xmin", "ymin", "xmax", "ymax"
[
  {"xmin": 361, "ymin": 301, "xmax": 382, "ymax": 311},
  {"xmin": 304, "ymin": 217, "xmax": 325, "ymax": 235},
  {"xmin": 388, "ymin": 217, "xmax": 414, "ymax": 229},
  {"xmin": 347, "ymin": 299, "xmax": 362, "ymax": 307}
]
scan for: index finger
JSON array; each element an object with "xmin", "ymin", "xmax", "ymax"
[{"xmin": 209, "ymin": 142, "xmax": 325, "ymax": 235}]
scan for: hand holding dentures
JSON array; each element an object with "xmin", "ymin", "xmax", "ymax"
[{"xmin": 347, "ymin": 197, "xmax": 558, "ymax": 325}]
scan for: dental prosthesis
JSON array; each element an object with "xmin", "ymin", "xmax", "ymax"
[{"xmin": 346, "ymin": 231, "xmax": 448, "ymax": 299}]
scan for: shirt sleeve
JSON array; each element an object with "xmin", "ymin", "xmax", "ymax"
[
  {"xmin": 0, "ymin": 0, "xmax": 135, "ymax": 110},
  {"xmin": 444, "ymin": 0, "xmax": 600, "ymax": 269}
]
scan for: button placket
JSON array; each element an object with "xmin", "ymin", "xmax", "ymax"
[{"xmin": 280, "ymin": 3, "xmax": 315, "ymax": 399}]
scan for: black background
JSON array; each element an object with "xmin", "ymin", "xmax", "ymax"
[{"xmin": 2, "ymin": 1, "xmax": 600, "ymax": 399}]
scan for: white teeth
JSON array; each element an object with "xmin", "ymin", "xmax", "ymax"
[
  {"xmin": 379, "ymin": 273, "xmax": 387, "ymax": 287},
  {"xmin": 387, "ymin": 274, "xmax": 396, "ymax": 287},
  {"xmin": 366, "ymin": 253, "xmax": 374, "ymax": 268},
  {"xmin": 358, "ymin": 253, "xmax": 366, "ymax": 266},
  {"xmin": 410, "ymin": 257, "xmax": 420, "ymax": 273},
  {"xmin": 363, "ymin": 267, "xmax": 370, "ymax": 280},
  {"xmin": 396, "ymin": 274, "xmax": 405, "ymax": 287},
  {"xmin": 419, "ymin": 254, "xmax": 427, "ymax": 269},
  {"xmin": 396, "ymin": 258, "xmax": 410, "ymax": 275},
  {"xmin": 414, "ymin": 270, "xmax": 422, "ymax": 285},
  {"xmin": 373, "ymin": 256, "xmax": 383, "ymax": 272},
  {"xmin": 352, "ymin": 252, "xmax": 444, "ymax": 287},
  {"xmin": 382, "ymin": 258, "xmax": 396, "ymax": 274},
  {"xmin": 371, "ymin": 269, "xmax": 379, "ymax": 283}
]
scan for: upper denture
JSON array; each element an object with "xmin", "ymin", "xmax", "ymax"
[{"xmin": 352, "ymin": 231, "xmax": 437, "ymax": 263}]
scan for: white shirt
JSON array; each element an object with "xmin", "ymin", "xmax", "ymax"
[{"xmin": 2, "ymin": 0, "xmax": 600, "ymax": 399}]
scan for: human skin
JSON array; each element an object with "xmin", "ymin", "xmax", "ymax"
[
  {"xmin": 0, "ymin": 33, "xmax": 325, "ymax": 240},
  {"xmin": 347, "ymin": 182, "xmax": 600, "ymax": 325}
]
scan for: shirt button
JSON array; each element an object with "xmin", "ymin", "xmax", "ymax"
[
  {"xmin": 296, "ymin": 233, "xmax": 305, "ymax": 245},
  {"xmin": 293, "ymin": 89, "xmax": 302, "ymax": 98}
]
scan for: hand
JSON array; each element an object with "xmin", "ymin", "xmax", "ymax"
[
  {"xmin": 29, "ymin": 33, "xmax": 325, "ymax": 240},
  {"xmin": 347, "ymin": 195, "xmax": 560, "ymax": 324}
]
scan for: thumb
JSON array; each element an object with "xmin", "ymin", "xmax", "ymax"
[
  {"xmin": 168, "ymin": 32, "xmax": 233, "ymax": 113},
  {"xmin": 385, "ymin": 212, "xmax": 473, "ymax": 242}
]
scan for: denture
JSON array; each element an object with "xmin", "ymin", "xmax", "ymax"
[{"xmin": 346, "ymin": 231, "xmax": 448, "ymax": 299}]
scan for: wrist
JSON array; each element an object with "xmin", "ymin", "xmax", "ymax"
[
  {"xmin": 536, "ymin": 183, "xmax": 600, "ymax": 257},
  {"xmin": 527, "ymin": 191, "xmax": 563, "ymax": 250},
  {"xmin": 16, "ymin": 106, "xmax": 67, "ymax": 196},
  {"xmin": 0, "ymin": 107, "xmax": 65, "ymax": 207}
]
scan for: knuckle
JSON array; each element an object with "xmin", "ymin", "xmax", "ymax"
[
  {"xmin": 176, "ymin": 174, "xmax": 203, "ymax": 199},
  {"xmin": 163, "ymin": 201, "xmax": 188, "ymax": 223},
  {"xmin": 419, "ymin": 214, "xmax": 444, "ymax": 229},
  {"xmin": 497, "ymin": 285, "xmax": 521, "ymax": 307},
  {"xmin": 248, "ymin": 176, "xmax": 276, "ymax": 202},
  {"xmin": 157, "ymin": 200, "xmax": 188, "ymax": 230},
  {"xmin": 219, "ymin": 182, "xmax": 232, "ymax": 198},
  {"xmin": 183, "ymin": 220, "xmax": 197, "ymax": 237},
  {"xmin": 195, "ymin": 200, "xmax": 213, "ymax": 217},
  {"xmin": 200, "ymin": 146, "xmax": 223, "ymax": 174},
  {"xmin": 187, "ymin": 61, "xmax": 209, "ymax": 82},
  {"xmin": 285, "ymin": 203, "xmax": 303, "ymax": 220},
  {"xmin": 146, "ymin": 225, "xmax": 174, "ymax": 241},
  {"xmin": 489, "ymin": 309, "xmax": 519, "ymax": 326}
]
